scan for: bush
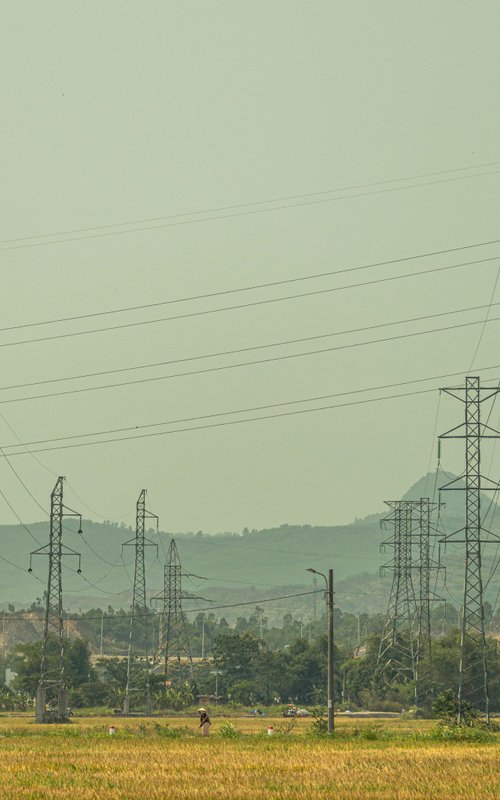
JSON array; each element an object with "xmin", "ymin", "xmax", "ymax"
[
  {"xmin": 358, "ymin": 690, "xmax": 403, "ymax": 713},
  {"xmin": 153, "ymin": 723, "xmax": 187, "ymax": 739},
  {"xmin": 432, "ymin": 689, "xmax": 479, "ymax": 726},
  {"xmin": 429, "ymin": 724, "xmax": 495, "ymax": 742},
  {"xmin": 309, "ymin": 706, "xmax": 328, "ymax": 736},
  {"xmin": 228, "ymin": 681, "xmax": 255, "ymax": 706},
  {"xmin": 70, "ymin": 682, "xmax": 110, "ymax": 709},
  {"xmin": 310, "ymin": 718, "xmax": 328, "ymax": 735},
  {"xmin": 218, "ymin": 722, "xmax": 241, "ymax": 738},
  {"xmin": 350, "ymin": 724, "xmax": 387, "ymax": 741},
  {"xmin": 268, "ymin": 718, "xmax": 296, "ymax": 736}
]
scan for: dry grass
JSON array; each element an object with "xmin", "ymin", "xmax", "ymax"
[{"xmin": 0, "ymin": 715, "xmax": 497, "ymax": 799}]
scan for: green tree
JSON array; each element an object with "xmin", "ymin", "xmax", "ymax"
[
  {"xmin": 213, "ymin": 631, "xmax": 261, "ymax": 686},
  {"xmin": 13, "ymin": 636, "xmax": 95, "ymax": 696}
]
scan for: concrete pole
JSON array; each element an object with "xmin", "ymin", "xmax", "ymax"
[{"xmin": 327, "ymin": 568, "xmax": 334, "ymax": 734}]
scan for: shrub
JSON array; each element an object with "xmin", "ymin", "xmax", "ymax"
[
  {"xmin": 218, "ymin": 722, "xmax": 241, "ymax": 738},
  {"xmin": 429, "ymin": 724, "xmax": 494, "ymax": 743},
  {"xmin": 309, "ymin": 706, "xmax": 328, "ymax": 736},
  {"xmin": 153, "ymin": 723, "xmax": 186, "ymax": 739},
  {"xmin": 432, "ymin": 689, "xmax": 479, "ymax": 727}
]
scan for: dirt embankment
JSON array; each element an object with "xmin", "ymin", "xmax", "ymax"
[{"xmin": 1, "ymin": 613, "xmax": 98, "ymax": 652}]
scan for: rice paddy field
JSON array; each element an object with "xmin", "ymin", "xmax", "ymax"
[{"xmin": 0, "ymin": 714, "xmax": 498, "ymax": 799}]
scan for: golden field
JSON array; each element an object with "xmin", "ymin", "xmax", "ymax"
[{"xmin": 0, "ymin": 715, "xmax": 498, "ymax": 800}]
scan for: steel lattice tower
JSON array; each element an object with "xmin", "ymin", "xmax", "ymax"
[
  {"xmin": 378, "ymin": 500, "xmax": 420, "ymax": 690},
  {"xmin": 439, "ymin": 376, "xmax": 500, "ymax": 722},
  {"xmin": 414, "ymin": 498, "xmax": 442, "ymax": 704},
  {"xmin": 29, "ymin": 477, "xmax": 82, "ymax": 723},
  {"xmin": 122, "ymin": 490, "xmax": 159, "ymax": 714},
  {"xmin": 152, "ymin": 539, "xmax": 206, "ymax": 687}
]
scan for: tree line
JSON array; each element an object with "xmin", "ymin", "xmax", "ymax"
[{"xmin": 0, "ymin": 602, "xmax": 499, "ymax": 713}]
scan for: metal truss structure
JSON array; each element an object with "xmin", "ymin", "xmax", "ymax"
[
  {"xmin": 29, "ymin": 477, "xmax": 82, "ymax": 723},
  {"xmin": 152, "ymin": 538, "xmax": 207, "ymax": 687},
  {"xmin": 439, "ymin": 376, "xmax": 500, "ymax": 722},
  {"xmin": 122, "ymin": 489, "xmax": 159, "ymax": 714},
  {"xmin": 414, "ymin": 498, "xmax": 442, "ymax": 703},
  {"xmin": 378, "ymin": 500, "xmax": 420, "ymax": 690}
]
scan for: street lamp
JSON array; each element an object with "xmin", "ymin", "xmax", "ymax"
[{"xmin": 307, "ymin": 567, "xmax": 334, "ymax": 733}]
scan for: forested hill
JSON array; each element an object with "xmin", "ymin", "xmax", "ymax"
[
  {"xmin": 0, "ymin": 472, "xmax": 497, "ymax": 617},
  {"xmin": 0, "ymin": 517, "xmax": 383, "ymax": 610}
]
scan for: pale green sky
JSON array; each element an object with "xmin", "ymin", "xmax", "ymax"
[{"xmin": 1, "ymin": 1, "xmax": 499, "ymax": 533}]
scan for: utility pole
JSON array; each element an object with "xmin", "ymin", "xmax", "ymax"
[
  {"xmin": 152, "ymin": 539, "xmax": 207, "ymax": 688},
  {"xmin": 29, "ymin": 477, "xmax": 82, "ymax": 723},
  {"xmin": 327, "ymin": 569, "xmax": 334, "ymax": 733},
  {"xmin": 307, "ymin": 567, "xmax": 334, "ymax": 733},
  {"xmin": 439, "ymin": 376, "xmax": 500, "ymax": 723},
  {"xmin": 377, "ymin": 500, "xmax": 419, "ymax": 697},
  {"xmin": 122, "ymin": 490, "xmax": 159, "ymax": 715}
]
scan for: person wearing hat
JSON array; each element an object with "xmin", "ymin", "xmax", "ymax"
[{"xmin": 198, "ymin": 707, "xmax": 211, "ymax": 735}]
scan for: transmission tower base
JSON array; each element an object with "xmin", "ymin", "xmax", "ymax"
[
  {"xmin": 35, "ymin": 688, "xmax": 46, "ymax": 723},
  {"xmin": 35, "ymin": 687, "xmax": 70, "ymax": 724}
]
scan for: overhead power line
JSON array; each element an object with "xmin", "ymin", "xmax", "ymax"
[
  {"xmin": 2, "ymin": 299, "xmax": 499, "ymax": 393},
  {"xmin": 468, "ymin": 266, "xmax": 500, "ymax": 372},
  {"xmin": 1, "ymin": 239, "xmax": 500, "ymax": 334},
  {"xmin": 2, "ymin": 255, "xmax": 499, "ymax": 352},
  {"xmin": 3, "ymin": 371, "xmax": 500, "ymax": 458},
  {"xmin": 0, "ymin": 590, "xmax": 323, "ymax": 620},
  {"xmin": 0, "ymin": 443, "xmax": 48, "ymax": 516},
  {"xmin": 1, "ymin": 164, "xmax": 500, "ymax": 253},
  {"xmin": 184, "ymin": 590, "xmax": 322, "ymax": 613},
  {"xmin": 0, "ymin": 477, "xmax": 42, "ymax": 546},
  {"xmin": 1, "ymin": 361, "xmax": 499, "ymax": 453},
  {"xmin": 2, "ymin": 313, "xmax": 500, "ymax": 406},
  {"xmin": 3, "ymin": 161, "xmax": 500, "ymax": 246}
]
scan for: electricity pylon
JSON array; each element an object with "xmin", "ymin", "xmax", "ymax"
[
  {"xmin": 122, "ymin": 490, "xmax": 158, "ymax": 714},
  {"xmin": 414, "ymin": 497, "xmax": 442, "ymax": 705},
  {"xmin": 152, "ymin": 539, "xmax": 207, "ymax": 687},
  {"xmin": 439, "ymin": 376, "xmax": 500, "ymax": 723},
  {"xmin": 378, "ymin": 500, "xmax": 420, "ymax": 691},
  {"xmin": 29, "ymin": 477, "xmax": 82, "ymax": 723}
]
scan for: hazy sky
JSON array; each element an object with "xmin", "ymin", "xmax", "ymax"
[{"xmin": 1, "ymin": 2, "xmax": 499, "ymax": 534}]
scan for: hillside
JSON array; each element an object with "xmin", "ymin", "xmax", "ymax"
[{"xmin": 0, "ymin": 472, "xmax": 498, "ymax": 620}]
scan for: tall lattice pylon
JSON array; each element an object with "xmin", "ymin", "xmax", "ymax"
[
  {"xmin": 439, "ymin": 376, "xmax": 500, "ymax": 722},
  {"xmin": 378, "ymin": 500, "xmax": 420, "ymax": 692},
  {"xmin": 122, "ymin": 490, "xmax": 159, "ymax": 714},
  {"xmin": 152, "ymin": 539, "xmax": 206, "ymax": 687},
  {"xmin": 414, "ymin": 497, "xmax": 442, "ymax": 705},
  {"xmin": 29, "ymin": 477, "xmax": 82, "ymax": 723}
]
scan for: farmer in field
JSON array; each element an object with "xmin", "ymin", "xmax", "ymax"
[{"xmin": 198, "ymin": 707, "xmax": 211, "ymax": 735}]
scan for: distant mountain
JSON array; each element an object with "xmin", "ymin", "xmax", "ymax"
[{"xmin": 0, "ymin": 472, "xmax": 497, "ymax": 620}]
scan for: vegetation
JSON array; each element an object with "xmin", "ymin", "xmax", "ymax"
[
  {"xmin": 1, "ymin": 604, "xmax": 499, "ymax": 715},
  {"xmin": 0, "ymin": 716, "xmax": 497, "ymax": 799},
  {"xmin": 1, "ymin": 477, "xmax": 498, "ymax": 620}
]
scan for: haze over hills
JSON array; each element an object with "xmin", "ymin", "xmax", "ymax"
[{"xmin": 0, "ymin": 472, "xmax": 498, "ymax": 622}]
